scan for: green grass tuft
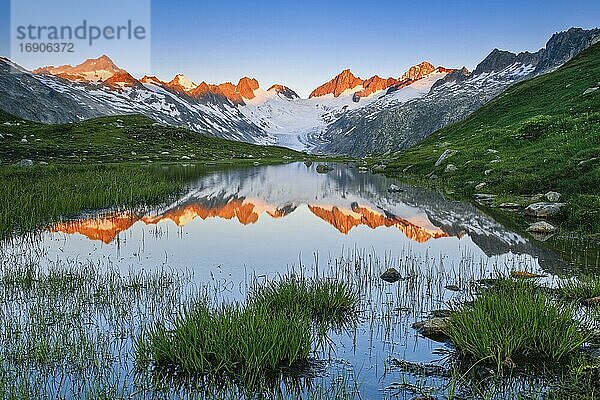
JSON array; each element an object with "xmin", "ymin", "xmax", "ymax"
[
  {"xmin": 447, "ymin": 278, "xmax": 587, "ymax": 370},
  {"xmin": 136, "ymin": 277, "xmax": 359, "ymax": 382},
  {"xmin": 136, "ymin": 302, "xmax": 312, "ymax": 378},
  {"xmin": 248, "ymin": 276, "xmax": 360, "ymax": 326}
]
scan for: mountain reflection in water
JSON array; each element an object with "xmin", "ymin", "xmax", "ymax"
[{"xmin": 46, "ymin": 162, "xmax": 564, "ymax": 273}]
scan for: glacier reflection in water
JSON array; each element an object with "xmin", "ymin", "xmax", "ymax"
[{"xmin": 45, "ymin": 162, "xmax": 561, "ymax": 275}]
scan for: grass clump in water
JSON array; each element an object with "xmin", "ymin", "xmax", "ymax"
[
  {"xmin": 137, "ymin": 302, "xmax": 312, "ymax": 378},
  {"xmin": 248, "ymin": 276, "xmax": 360, "ymax": 326},
  {"xmin": 447, "ymin": 278, "xmax": 587, "ymax": 370},
  {"xmin": 136, "ymin": 277, "xmax": 359, "ymax": 382}
]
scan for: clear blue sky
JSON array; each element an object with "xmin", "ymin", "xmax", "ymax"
[{"xmin": 1, "ymin": 0, "xmax": 599, "ymax": 97}]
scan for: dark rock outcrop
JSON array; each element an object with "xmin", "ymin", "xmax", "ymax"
[
  {"xmin": 534, "ymin": 27, "xmax": 600, "ymax": 73},
  {"xmin": 267, "ymin": 84, "xmax": 299, "ymax": 99}
]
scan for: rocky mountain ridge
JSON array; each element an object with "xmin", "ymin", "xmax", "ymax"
[
  {"xmin": 314, "ymin": 27, "xmax": 600, "ymax": 156},
  {"xmin": 308, "ymin": 61, "xmax": 452, "ymax": 102},
  {"xmin": 1, "ymin": 27, "xmax": 598, "ymax": 155}
]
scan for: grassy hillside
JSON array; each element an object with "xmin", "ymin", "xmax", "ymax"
[
  {"xmin": 0, "ymin": 113, "xmax": 308, "ymax": 237},
  {"xmin": 0, "ymin": 114, "xmax": 303, "ymax": 164},
  {"xmin": 379, "ymin": 42, "xmax": 600, "ymax": 234}
]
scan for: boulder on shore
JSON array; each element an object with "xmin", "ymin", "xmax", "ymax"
[
  {"xmin": 388, "ymin": 184, "xmax": 403, "ymax": 193},
  {"xmin": 434, "ymin": 149, "xmax": 458, "ymax": 167},
  {"xmin": 316, "ymin": 164, "xmax": 334, "ymax": 174},
  {"xmin": 444, "ymin": 164, "xmax": 457, "ymax": 173},
  {"xmin": 524, "ymin": 202, "xmax": 564, "ymax": 218},
  {"xmin": 545, "ymin": 191, "xmax": 561, "ymax": 202}
]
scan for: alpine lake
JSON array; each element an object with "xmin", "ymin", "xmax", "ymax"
[{"xmin": 1, "ymin": 161, "xmax": 598, "ymax": 399}]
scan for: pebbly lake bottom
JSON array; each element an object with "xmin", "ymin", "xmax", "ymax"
[{"xmin": 0, "ymin": 162, "xmax": 596, "ymax": 399}]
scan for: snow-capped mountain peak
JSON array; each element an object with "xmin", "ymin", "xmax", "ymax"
[
  {"xmin": 400, "ymin": 61, "xmax": 436, "ymax": 80},
  {"xmin": 309, "ymin": 69, "xmax": 363, "ymax": 98},
  {"xmin": 32, "ymin": 55, "xmax": 122, "ymax": 82},
  {"xmin": 309, "ymin": 62, "xmax": 453, "ymax": 102},
  {"xmin": 167, "ymin": 74, "xmax": 196, "ymax": 92}
]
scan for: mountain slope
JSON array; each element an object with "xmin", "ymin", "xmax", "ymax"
[
  {"xmin": 379, "ymin": 42, "xmax": 600, "ymax": 233},
  {"xmin": 0, "ymin": 57, "xmax": 451, "ymax": 151},
  {"xmin": 316, "ymin": 27, "xmax": 600, "ymax": 156},
  {"xmin": 33, "ymin": 55, "xmax": 123, "ymax": 82},
  {"xmin": 0, "ymin": 58, "xmax": 271, "ymax": 144},
  {"xmin": 240, "ymin": 66, "xmax": 453, "ymax": 150}
]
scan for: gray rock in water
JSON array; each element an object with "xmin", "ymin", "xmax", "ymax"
[
  {"xmin": 16, "ymin": 159, "xmax": 33, "ymax": 166},
  {"xmin": 316, "ymin": 164, "xmax": 334, "ymax": 174},
  {"xmin": 380, "ymin": 268, "xmax": 401, "ymax": 283},
  {"xmin": 388, "ymin": 184, "xmax": 403, "ymax": 193},
  {"xmin": 526, "ymin": 221, "xmax": 557, "ymax": 233},
  {"xmin": 475, "ymin": 182, "xmax": 487, "ymax": 190},
  {"xmin": 412, "ymin": 317, "xmax": 451, "ymax": 341},
  {"xmin": 583, "ymin": 87, "xmax": 598, "ymax": 95},
  {"xmin": 434, "ymin": 149, "xmax": 458, "ymax": 167},
  {"xmin": 524, "ymin": 202, "xmax": 564, "ymax": 218},
  {"xmin": 545, "ymin": 191, "xmax": 561, "ymax": 202}
]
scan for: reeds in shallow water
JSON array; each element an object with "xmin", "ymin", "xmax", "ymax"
[
  {"xmin": 135, "ymin": 276, "xmax": 360, "ymax": 385},
  {"xmin": 447, "ymin": 278, "xmax": 588, "ymax": 371}
]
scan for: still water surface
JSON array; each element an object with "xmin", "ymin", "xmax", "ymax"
[{"xmin": 11, "ymin": 162, "xmax": 571, "ymax": 398}]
